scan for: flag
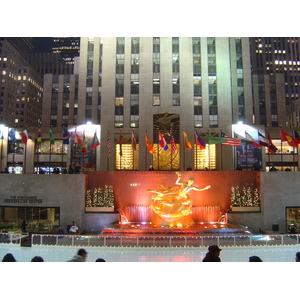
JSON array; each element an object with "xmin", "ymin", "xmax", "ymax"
[
  {"xmin": 49, "ymin": 129, "xmax": 55, "ymax": 145},
  {"xmin": 170, "ymin": 134, "xmax": 178, "ymax": 155},
  {"xmin": 81, "ymin": 131, "xmax": 87, "ymax": 154},
  {"xmin": 280, "ymin": 129, "xmax": 300, "ymax": 148},
  {"xmin": 145, "ymin": 132, "xmax": 156, "ymax": 154},
  {"xmin": 245, "ymin": 132, "xmax": 262, "ymax": 148},
  {"xmin": 20, "ymin": 129, "xmax": 28, "ymax": 145},
  {"xmin": 74, "ymin": 131, "xmax": 83, "ymax": 146},
  {"xmin": 266, "ymin": 128, "xmax": 278, "ymax": 154},
  {"xmin": 195, "ymin": 131, "xmax": 206, "ymax": 150},
  {"xmin": 107, "ymin": 133, "xmax": 111, "ymax": 158},
  {"xmin": 119, "ymin": 135, "xmax": 123, "ymax": 156},
  {"xmin": 8, "ymin": 128, "xmax": 16, "ymax": 143},
  {"xmin": 158, "ymin": 131, "xmax": 168, "ymax": 150},
  {"xmin": 183, "ymin": 131, "xmax": 192, "ymax": 150},
  {"xmin": 221, "ymin": 132, "xmax": 241, "ymax": 147},
  {"xmin": 63, "ymin": 129, "xmax": 71, "ymax": 145},
  {"xmin": 258, "ymin": 132, "xmax": 269, "ymax": 147},
  {"xmin": 91, "ymin": 132, "xmax": 100, "ymax": 149},
  {"xmin": 37, "ymin": 128, "xmax": 42, "ymax": 145},
  {"xmin": 131, "ymin": 132, "xmax": 137, "ymax": 150},
  {"xmin": 294, "ymin": 129, "xmax": 300, "ymax": 140},
  {"xmin": 207, "ymin": 133, "xmax": 227, "ymax": 144}
]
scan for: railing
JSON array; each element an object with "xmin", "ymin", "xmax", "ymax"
[
  {"xmin": 31, "ymin": 233, "xmax": 300, "ymax": 248},
  {"xmin": 0, "ymin": 233, "xmax": 23, "ymax": 245}
]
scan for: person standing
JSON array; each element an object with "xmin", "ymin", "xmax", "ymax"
[
  {"xmin": 295, "ymin": 252, "xmax": 300, "ymax": 262},
  {"xmin": 202, "ymin": 245, "xmax": 222, "ymax": 262},
  {"xmin": 67, "ymin": 249, "xmax": 88, "ymax": 262}
]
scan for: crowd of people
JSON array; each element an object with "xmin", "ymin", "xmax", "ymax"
[{"xmin": 1, "ymin": 245, "xmax": 300, "ymax": 262}]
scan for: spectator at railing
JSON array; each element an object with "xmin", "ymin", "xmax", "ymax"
[
  {"xmin": 202, "ymin": 245, "xmax": 222, "ymax": 262},
  {"xmin": 2, "ymin": 253, "xmax": 16, "ymax": 262},
  {"xmin": 295, "ymin": 252, "xmax": 300, "ymax": 262},
  {"xmin": 31, "ymin": 256, "xmax": 44, "ymax": 262},
  {"xmin": 249, "ymin": 256, "xmax": 262, "ymax": 262}
]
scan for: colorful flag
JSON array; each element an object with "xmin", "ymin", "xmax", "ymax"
[
  {"xmin": 91, "ymin": 132, "xmax": 100, "ymax": 149},
  {"xmin": 8, "ymin": 128, "xmax": 16, "ymax": 143},
  {"xmin": 145, "ymin": 132, "xmax": 156, "ymax": 154},
  {"xmin": 195, "ymin": 131, "xmax": 206, "ymax": 150},
  {"xmin": 119, "ymin": 135, "xmax": 123, "ymax": 156},
  {"xmin": 221, "ymin": 132, "xmax": 241, "ymax": 147},
  {"xmin": 37, "ymin": 128, "xmax": 42, "ymax": 145},
  {"xmin": 170, "ymin": 134, "xmax": 178, "ymax": 155},
  {"xmin": 245, "ymin": 132, "xmax": 262, "ymax": 148},
  {"xmin": 74, "ymin": 131, "xmax": 83, "ymax": 146},
  {"xmin": 158, "ymin": 131, "xmax": 168, "ymax": 150},
  {"xmin": 258, "ymin": 132, "xmax": 269, "ymax": 147},
  {"xmin": 293, "ymin": 129, "xmax": 300, "ymax": 140},
  {"xmin": 131, "ymin": 132, "xmax": 137, "ymax": 150},
  {"xmin": 107, "ymin": 133, "xmax": 111, "ymax": 158},
  {"xmin": 266, "ymin": 128, "xmax": 278, "ymax": 154},
  {"xmin": 63, "ymin": 129, "xmax": 71, "ymax": 145},
  {"xmin": 207, "ymin": 133, "xmax": 227, "ymax": 144},
  {"xmin": 20, "ymin": 129, "xmax": 28, "ymax": 145},
  {"xmin": 183, "ymin": 131, "xmax": 192, "ymax": 150},
  {"xmin": 49, "ymin": 129, "xmax": 55, "ymax": 145},
  {"xmin": 81, "ymin": 131, "xmax": 87, "ymax": 154},
  {"xmin": 280, "ymin": 129, "xmax": 300, "ymax": 148}
]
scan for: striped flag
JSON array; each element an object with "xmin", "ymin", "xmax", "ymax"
[
  {"xmin": 221, "ymin": 132, "xmax": 241, "ymax": 147},
  {"xmin": 63, "ymin": 129, "xmax": 71, "ymax": 144},
  {"xmin": 158, "ymin": 131, "xmax": 168, "ymax": 150},
  {"xmin": 195, "ymin": 131, "xmax": 206, "ymax": 150},
  {"xmin": 107, "ymin": 133, "xmax": 111, "ymax": 158},
  {"xmin": 245, "ymin": 132, "xmax": 262, "ymax": 148},
  {"xmin": 266, "ymin": 128, "xmax": 277, "ymax": 154},
  {"xmin": 91, "ymin": 131, "xmax": 100, "ymax": 149},
  {"xmin": 74, "ymin": 131, "xmax": 83, "ymax": 146},
  {"xmin": 258, "ymin": 131, "xmax": 269, "ymax": 147},
  {"xmin": 183, "ymin": 131, "xmax": 192, "ymax": 150},
  {"xmin": 37, "ymin": 128, "xmax": 42, "ymax": 145},
  {"xmin": 170, "ymin": 134, "xmax": 178, "ymax": 155},
  {"xmin": 131, "ymin": 131, "xmax": 137, "ymax": 150},
  {"xmin": 20, "ymin": 129, "xmax": 28, "ymax": 145}
]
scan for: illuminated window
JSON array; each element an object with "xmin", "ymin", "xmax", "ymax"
[
  {"xmin": 115, "ymin": 144, "xmax": 139, "ymax": 170},
  {"xmin": 194, "ymin": 144, "xmax": 216, "ymax": 170}
]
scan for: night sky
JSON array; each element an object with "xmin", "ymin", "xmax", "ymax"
[{"xmin": 33, "ymin": 37, "xmax": 52, "ymax": 52}]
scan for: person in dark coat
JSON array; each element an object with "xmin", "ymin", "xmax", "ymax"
[
  {"xmin": 202, "ymin": 245, "xmax": 222, "ymax": 262},
  {"xmin": 2, "ymin": 253, "xmax": 17, "ymax": 262}
]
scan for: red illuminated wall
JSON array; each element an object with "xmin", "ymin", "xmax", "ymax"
[{"xmin": 87, "ymin": 171, "xmax": 260, "ymax": 216}]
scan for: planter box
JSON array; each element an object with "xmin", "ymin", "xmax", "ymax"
[
  {"xmin": 85, "ymin": 207, "xmax": 115, "ymax": 212},
  {"xmin": 231, "ymin": 207, "xmax": 261, "ymax": 212}
]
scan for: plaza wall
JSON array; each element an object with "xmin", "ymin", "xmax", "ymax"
[{"xmin": 227, "ymin": 172, "xmax": 300, "ymax": 233}]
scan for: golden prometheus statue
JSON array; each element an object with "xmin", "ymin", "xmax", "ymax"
[{"xmin": 147, "ymin": 172, "xmax": 211, "ymax": 227}]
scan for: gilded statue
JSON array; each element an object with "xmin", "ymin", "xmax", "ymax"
[{"xmin": 148, "ymin": 172, "xmax": 211, "ymax": 227}]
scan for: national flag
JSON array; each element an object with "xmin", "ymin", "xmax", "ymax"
[
  {"xmin": 158, "ymin": 131, "xmax": 168, "ymax": 150},
  {"xmin": 183, "ymin": 131, "xmax": 192, "ymax": 150},
  {"xmin": 131, "ymin": 132, "xmax": 137, "ymax": 150},
  {"xmin": 258, "ymin": 132, "xmax": 269, "ymax": 147},
  {"xmin": 49, "ymin": 129, "xmax": 55, "ymax": 145},
  {"xmin": 20, "ymin": 129, "xmax": 28, "ymax": 145},
  {"xmin": 145, "ymin": 133, "xmax": 156, "ymax": 154},
  {"xmin": 37, "ymin": 128, "xmax": 42, "ymax": 145},
  {"xmin": 170, "ymin": 134, "xmax": 178, "ymax": 155},
  {"xmin": 280, "ymin": 129, "xmax": 300, "ymax": 148},
  {"xmin": 91, "ymin": 132, "xmax": 100, "ymax": 149},
  {"xmin": 195, "ymin": 131, "xmax": 206, "ymax": 150},
  {"xmin": 245, "ymin": 132, "xmax": 262, "ymax": 148},
  {"xmin": 74, "ymin": 131, "xmax": 83, "ymax": 146},
  {"xmin": 8, "ymin": 128, "xmax": 16, "ymax": 143},
  {"xmin": 207, "ymin": 132, "xmax": 227, "ymax": 144},
  {"xmin": 266, "ymin": 129, "xmax": 277, "ymax": 154},
  {"xmin": 294, "ymin": 129, "xmax": 300, "ymax": 140},
  {"xmin": 107, "ymin": 133, "xmax": 111, "ymax": 158},
  {"xmin": 81, "ymin": 131, "xmax": 87, "ymax": 153},
  {"xmin": 63, "ymin": 129, "xmax": 71, "ymax": 145},
  {"xmin": 221, "ymin": 132, "xmax": 241, "ymax": 147},
  {"xmin": 119, "ymin": 135, "xmax": 123, "ymax": 156}
]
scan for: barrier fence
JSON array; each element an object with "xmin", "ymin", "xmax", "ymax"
[{"xmin": 18, "ymin": 233, "xmax": 300, "ymax": 248}]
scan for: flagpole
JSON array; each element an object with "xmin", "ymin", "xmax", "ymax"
[
  {"xmin": 23, "ymin": 127, "xmax": 27, "ymax": 174},
  {"xmin": 132, "ymin": 130, "xmax": 134, "ymax": 170},
  {"xmin": 183, "ymin": 128, "xmax": 185, "ymax": 171},
  {"xmin": 157, "ymin": 131, "xmax": 160, "ymax": 171},
  {"xmin": 170, "ymin": 125, "xmax": 173, "ymax": 171},
  {"xmin": 145, "ymin": 130, "xmax": 148, "ymax": 170},
  {"xmin": 107, "ymin": 129, "xmax": 110, "ymax": 171},
  {"xmin": 119, "ymin": 129, "xmax": 122, "ymax": 171},
  {"xmin": 207, "ymin": 130, "xmax": 210, "ymax": 170}
]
